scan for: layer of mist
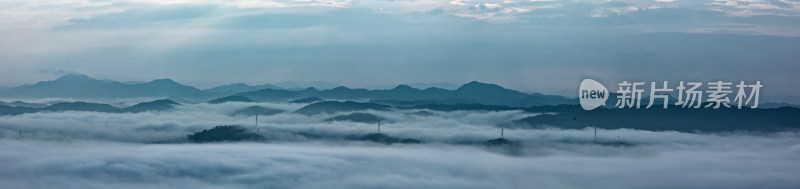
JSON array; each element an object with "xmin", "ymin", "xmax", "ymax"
[{"xmin": 0, "ymin": 101, "xmax": 798, "ymax": 188}]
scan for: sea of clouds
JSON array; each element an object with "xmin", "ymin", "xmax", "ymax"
[{"xmin": 0, "ymin": 102, "xmax": 799, "ymax": 189}]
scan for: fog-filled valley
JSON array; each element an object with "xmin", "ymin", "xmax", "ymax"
[{"xmin": 1, "ymin": 98, "xmax": 799, "ymax": 189}]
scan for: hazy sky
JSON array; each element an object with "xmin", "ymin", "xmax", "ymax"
[{"xmin": 1, "ymin": 0, "xmax": 799, "ymax": 96}]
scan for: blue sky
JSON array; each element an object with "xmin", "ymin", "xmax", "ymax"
[{"xmin": 0, "ymin": 0, "xmax": 799, "ymax": 97}]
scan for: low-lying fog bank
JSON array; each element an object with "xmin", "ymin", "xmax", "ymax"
[
  {"xmin": 1, "ymin": 102, "xmax": 799, "ymax": 188},
  {"xmin": 0, "ymin": 136, "xmax": 798, "ymax": 189}
]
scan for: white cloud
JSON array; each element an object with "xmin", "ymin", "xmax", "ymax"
[
  {"xmin": 482, "ymin": 3, "xmax": 501, "ymax": 9},
  {"xmin": 590, "ymin": 6, "xmax": 640, "ymax": 17},
  {"xmin": 710, "ymin": 0, "xmax": 800, "ymax": 16},
  {"xmin": 449, "ymin": 0, "xmax": 469, "ymax": 6}
]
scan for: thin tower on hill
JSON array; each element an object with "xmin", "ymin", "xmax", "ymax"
[{"xmin": 255, "ymin": 114, "xmax": 259, "ymax": 134}]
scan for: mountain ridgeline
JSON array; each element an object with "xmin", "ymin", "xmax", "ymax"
[
  {"xmin": 235, "ymin": 82, "xmax": 576, "ymax": 107},
  {"xmin": 0, "ymin": 99, "xmax": 181, "ymax": 115},
  {"xmin": 208, "ymin": 95, "xmax": 255, "ymax": 104},
  {"xmin": 187, "ymin": 125, "xmax": 264, "ymax": 143},
  {"xmin": 3, "ymin": 74, "xmax": 800, "ymax": 133},
  {"xmin": 1, "ymin": 74, "xmax": 207, "ymax": 99},
  {"xmin": 0, "ymin": 74, "xmax": 576, "ymax": 107},
  {"xmin": 295, "ymin": 101, "xmax": 390, "ymax": 115},
  {"xmin": 325, "ymin": 112, "xmax": 386, "ymax": 124}
]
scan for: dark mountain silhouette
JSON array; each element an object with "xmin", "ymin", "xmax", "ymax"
[
  {"xmin": 452, "ymin": 81, "xmax": 529, "ymax": 105},
  {"xmin": 759, "ymin": 102, "xmax": 800, "ymax": 109},
  {"xmin": 410, "ymin": 110, "xmax": 436, "ymax": 116},
  {"xmin": 129, "ymin": 78, "xmax": 203, "ymax": 97},
  {"xmin": 484, "ymin": 138, "xmax": 512, "ymax": 146},
  {"xmin": 0, "ymin": 101, "xmax": 47, "ymax": 108},
  {"xmin": 166, "ymin": 96, "xmax": 196, "ymax": 104},
  {"xmin": 483, "ymin": 138, "xmax": 522, "ymax": 155},
  {"xmin": 237, "ymin": 87, "xmax": 320, "ymax": 102},
  {"xmin": 8, "ymin": 75, "xmax": 797, "ymax": 109},
  {"xmin": 347, "ymin": 133, "xmax": 422, "ymax": 144},
  {"xmin": 187, "ymin": 125, "xmax": 264, "ymax": 143},
  {"xmin": 275, "ymin": 81, "xmax": 340, "ymax": 90},
  {"xmin": 406, "ymin": 103, "xmax": 520, "ymax": 112},
  {"xmin": 295, "ymin": 101, "xmax": 391, "ymax": 115},
  {"xmin": 204, "ymin": 83, "xmax": 282, "ymax": 94},
  {"xmin": 0, "ymin": 104, "xmax": 39, "ymax": 115},
  {"xmin": 511, "ymin": 106, "xmax": 800, "ymax": 132},
  {"xmin": 523, "ymin": 104, "xmax": 584, "ymax": 113},
  {"xmin": 3, "ymin": 74, "xmax": 129, "ymax": 98},
  {"xmin": 289, "ymin": 97, "xmax": 323, "ymax": 103},
  {"xmin": 511, "ymin": 93, "xmax": 577, "ymax": 106},
  {"xmin": 239, "ymin": 81, "xmax": 575, "ymax": 107},
  {"xmin": 325, "ymin": 112, "xmax": 386, "ymax": 124},
  {"xmin": 368, "ymin": 99, "xmax": 479, "ymax": 107},
  {"xmin": 230, "ymin": 106, "xmax": 284, "ymax": 116},
  {"xmin": 306, "ymin": 101, "xmax": 576, "ymax": 114},
  {"xmin": 366, "ymin": 82, "xmax": 460, "ymax": 90},
  {"xmin": 123, "ymin": 99, "xmax": 181, "ymax": 113},
  {"xmin": 0, "ymin": 74, "xmax": 209, "ymax": 99},
  {"xmin": 401, "ymin": 103, "xmax": 587, "ymax": 113},
  {"xmin": 45, "ymin": 102, "xmax": 119, "ymax": 112},
  {"xmin": 1, "ymin": 75, "xmax": 581, "ymax": 107},
  {"xmin": 314, "ymin": 86, "xmax": 374, "ymax": 100},
  {"xmin": 0, "ymin": 99, "xmax": 181, "ymax": 114},
  {"xmin": 208, "ymin": 95, "xmax": 255, "ymax": 104}
]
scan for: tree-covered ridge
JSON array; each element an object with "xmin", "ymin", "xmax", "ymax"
[{"xmin": 187, "ymin": 125, "xmax": 264, "ymax": 143}]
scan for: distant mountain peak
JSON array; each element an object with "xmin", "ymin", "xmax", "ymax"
[
  {"xmin": 151, "ymin": 99, "xmax": 181, "ymax": 105},
  {"xmin": 138, "ymin": 78, "xmax": 197, "ymax": 90},
  {"xmin": 302, "ymin": 87, "xmax": 319, "ymax": 92},
  {"xmin": 150, "ymin": 78, "xmax": 179, "ymax": 84},
  {"xmin": 423, "ymin": 87, "xmax": 447, "ymax": 91},
  {"xmin": 55, "ymin": 74, "xmax": 94, "ymax": 82},
  {"xmin": 226, "ymin": 83, "xmax": 250, "ymax": 87},
  {"xmin": 331, "ymin": 86, "xmax": 350, "ymax": 90},
  {"xmin": 209, "ymin": 95, "xmax": 255, "ymax": 104},
  {"xmin": 40, "ymin": 74, "xmax": 113, "ymax": 86},
  {"xmin": 392, "ymin": 84, "xmax": 416, "ymax": 91},
  {"xmin": 457, "ymin": 81, "xmax": 503, "ymax": 90},
  {"xmin": 4, "ymin": 74, "xmax": 206, "ymax": 99}
]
